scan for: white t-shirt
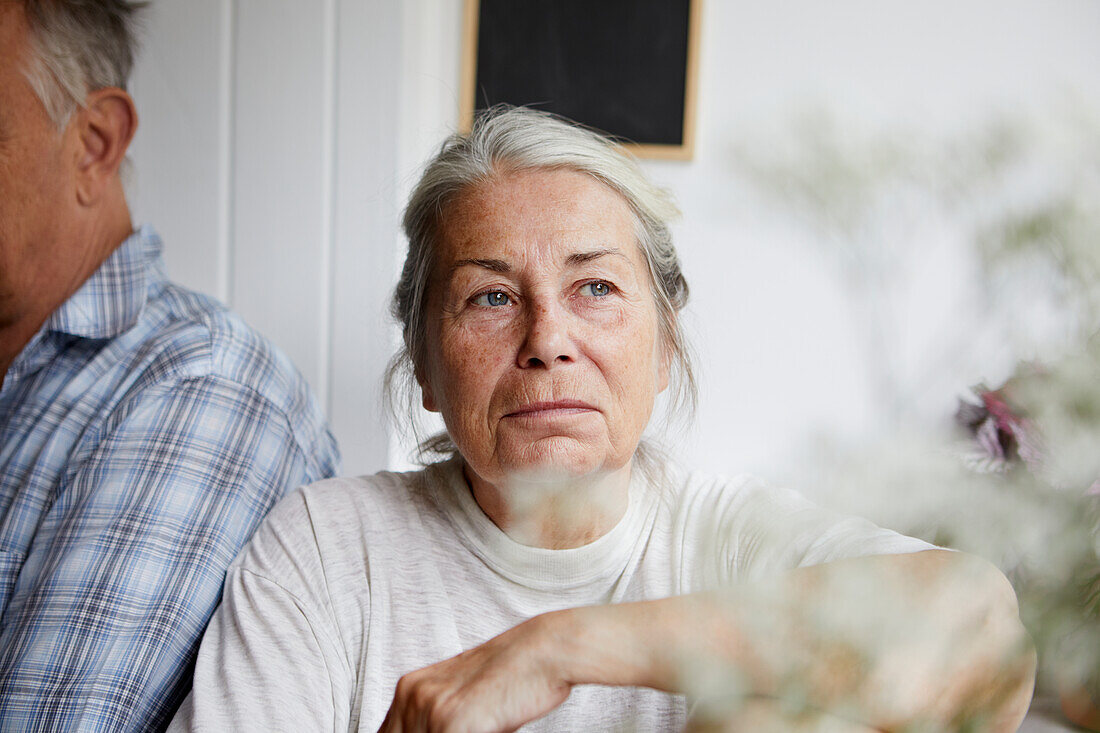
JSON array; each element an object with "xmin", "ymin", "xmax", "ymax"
[{"xmin": 170, "ymin": 457, "xmax": 932, "ymax": 732}]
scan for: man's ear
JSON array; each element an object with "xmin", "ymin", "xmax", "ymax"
[{"xmin": 73, "ymin": 87, "xmax": 138, "ymax": 206}]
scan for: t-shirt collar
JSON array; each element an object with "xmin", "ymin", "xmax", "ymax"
[{"xmin": 434, "ymin": 456, "xmax": 656, "ymax": 590}]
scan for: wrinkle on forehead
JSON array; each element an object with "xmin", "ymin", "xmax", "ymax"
[
  {"xmin": 434, "ymin": 169, "xmax": 644, "ymax": 279},
  {"xmin": 448, "ymin": 248, "xmax": 634, "ymax": 278}
]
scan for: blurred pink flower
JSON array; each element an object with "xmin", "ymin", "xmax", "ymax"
[{"xmin": 956, "ymin": 385, "xmax": 1044, "ymax": 474}]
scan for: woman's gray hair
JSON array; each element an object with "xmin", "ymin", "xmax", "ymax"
[
  {"xmin": 20, "ymin": 0, "xmax": 146, "ymax": 128},
  {"xmin": 389, "ymin": 106, "xmax": 697, "ymax": 460}
]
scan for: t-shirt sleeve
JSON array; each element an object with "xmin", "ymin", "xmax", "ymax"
[
  {"xmin": 0, "ymin": 375, "xmax": 339, "ymax": 730},
  {"xmin": 678, "ymin": 474, "xmax": 936, "ymax": 589},
  {"xmin": 169, "ymin": 488, "xmax": 352, "ymax": 733}
]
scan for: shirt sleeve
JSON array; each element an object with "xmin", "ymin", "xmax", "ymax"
[
  {"xmin": 678, "ymin": 474, "xmax": 937, "ymax": 589},
  {"xmin": 167, "ymin": 489, "xmax": 353, "ymax": 733},
  {"xmin": 0, "ymin": 375, "xmax": 339, "ymax": 731}
]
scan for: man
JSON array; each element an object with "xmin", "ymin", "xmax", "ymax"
[{"xmin": 0, "ymin": 1, "xmax": 340, "ymax": 729}]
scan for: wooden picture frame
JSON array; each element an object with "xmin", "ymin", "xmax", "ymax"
[{"xmin": 460, "ymin": 0, "xmax": 701, "ymax": 161}]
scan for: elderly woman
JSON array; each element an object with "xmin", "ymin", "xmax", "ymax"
[{"xmin": 171, "ymin": 108, "xmax": 1034, "ymax": 732}]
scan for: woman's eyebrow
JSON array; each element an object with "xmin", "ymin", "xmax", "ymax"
[
  {"xmin": 447, "ymin": 249, "xmax": 628, "ymax": 277},
  {"xmin": 450, "ymin": 258, "xmax": 511, "ymax": 274},
  {"xmin": 566, "ymin": 248, "xmax": 631, "ymax": 267}
]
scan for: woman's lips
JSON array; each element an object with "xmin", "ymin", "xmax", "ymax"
[{"xmin": 504, "ymin": 400, "xmax": 597, "ymax": 418}]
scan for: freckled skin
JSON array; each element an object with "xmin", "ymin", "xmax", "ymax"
[{"xmin": 419, "ymin": 169, "xmax": 670, "ymax": 539}]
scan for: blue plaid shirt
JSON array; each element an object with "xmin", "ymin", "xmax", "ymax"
[{"xmin": 0, "ymin": 226, "xmax": 341, "ymax": 730}]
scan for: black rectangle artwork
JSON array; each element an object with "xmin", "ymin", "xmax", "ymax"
[{"xmin": 472, "ymin": 0, "xmax": 692, "ymax": 148}]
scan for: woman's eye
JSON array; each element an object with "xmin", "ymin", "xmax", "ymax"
[
  {"xmin": 581, "ymin": 281, "xmax": 612, "ymax": 297},
  {"xmin": 473, "ymin": 291, "xmax": 511, "ymax": 307}
]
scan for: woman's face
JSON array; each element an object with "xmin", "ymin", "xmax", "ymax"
[{"xmin": 419, "ymin": 168, "xmax": 670, "ymax": 488}]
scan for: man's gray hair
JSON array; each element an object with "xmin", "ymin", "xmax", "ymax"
[
  {"xmin": 389, "ymin": 105, "xmax": 697, "ymax": 459},
  {"xmin": 21, "ymin": 0, "xmax": 146, "ymax": 128}
]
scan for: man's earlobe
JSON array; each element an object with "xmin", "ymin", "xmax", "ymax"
[{"xmin": 74, "ymin": 87, "xmax": 138, "ymax": 206}]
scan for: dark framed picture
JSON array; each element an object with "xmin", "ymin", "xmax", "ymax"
[{"xmin": 460, "ymin": 0, "xmax": 702, "ymax": 160}]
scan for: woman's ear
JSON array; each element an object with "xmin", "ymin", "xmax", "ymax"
[
  {"xmin": 416, "ymin": 368, "xmax": 440, "ymax": 413},
  {"xmin": 73, "ymin": 87, "xmax": 137, "ymax": 206},
  {"xmin": 656, "ymin": 334, "xmax": 672, "ymax": 394}
]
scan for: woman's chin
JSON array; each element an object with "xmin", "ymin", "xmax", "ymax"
[
  {"xmin": 502, "ymin": 463, "xmax": 591, "ymax": 488},
  {"xmin": 497, "ymin": 437, "xmax": 615, "ymax": 486}
]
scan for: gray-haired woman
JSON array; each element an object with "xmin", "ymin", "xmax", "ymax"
[{"xmin": 171, "ymin": 107, "xmax": 1034, "ymax": 732}]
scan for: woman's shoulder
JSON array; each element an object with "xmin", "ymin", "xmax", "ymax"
[
  {"xmin": 643, "ymin": 464, "xmax": 777, "ymax": 546},
  {"xmin": 650, "ymin": 465, "xmax": 836, "ymax": 550},
  {"xmin": 657, "ymin": 466, "xmax": 870, "ymax": 541},
  {"xmin": 234, "ymin": 467, "xmax": 441, "ymax": 574},
  {"xmin": 258, "ymin": 470, "xmax": 417, "ymax": 524},
  {"xmin": 296, "ymin": 468, "xmax": 429, "ymax": 507},
  {"xmin": 653, "ymin": 464, "xmax": 935, "ymax": 584},
  {"xmin": 647, "ymin": 463, "xmax": 769, "ymax": 515}
]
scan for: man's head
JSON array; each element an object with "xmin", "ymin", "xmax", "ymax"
[
  {"xmin": 0, "ymin": 0, "xmax": 142, "ymax": 359},
  {"xmin": 21, "ymin": 0, "xmax": 145, "ymax": 128}
]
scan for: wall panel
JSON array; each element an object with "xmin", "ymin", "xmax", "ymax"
[
  {"xmin": 231, "ymin": 0, "xmax": 333, "ymax": 399},
  {"xmin": 129, "ymin": 0, "xmax": 230, "ymax": 301},
  {"xmin": 328, "ymin": 0, "xmax": 403, "ymax": 474}
]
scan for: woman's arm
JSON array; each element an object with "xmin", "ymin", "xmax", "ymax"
[
  {"xmin": 169, "ymin": 566, "xmax": 351, "ymax": 732},
  {"xmin": 686, "ymin": 696, "xmax": 886, "ymax": 733},
  {"xmin": 378, "ymin": 550, "xmax": 1035, "ymax": 733},
  {"xmin": 167, "ymin": 489, "xmax": 353, "ymax": 733}
]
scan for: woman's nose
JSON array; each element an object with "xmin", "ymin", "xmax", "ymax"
[{"xmin": 516, "ymin": 300, "xmax": 577, "ymax": 369}]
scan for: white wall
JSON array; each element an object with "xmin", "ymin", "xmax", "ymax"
[
  {"xmin": 130, "ymin": 0, "xmax": 403, "ymax": 475},
  {"xmin": 129, "ymin": 0, "xmax": 1100, "ymax": 481},
  {"xmin": 652, "ymin": 0, "xmax": 1100, "ymax": 483}
]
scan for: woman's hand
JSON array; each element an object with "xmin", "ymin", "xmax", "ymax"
[{"xmin": 376, "ymin": 614, "xmax": 572, "ymax": 733}]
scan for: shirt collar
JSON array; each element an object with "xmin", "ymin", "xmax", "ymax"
[{"xmin": 44, "ymin": 224, "xmax": 164, "ymax": 340}]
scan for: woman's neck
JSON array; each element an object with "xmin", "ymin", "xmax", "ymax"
[{"xmin": 463, "ymin": 461, "xmax": 633, "ymax": 549}]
